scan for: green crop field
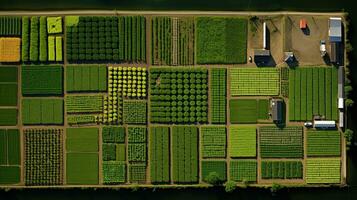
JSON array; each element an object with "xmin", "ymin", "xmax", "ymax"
[
  {"xmin": 261, "ymin": 160, "xmax": 303, "ymax": 179},
  {"xmin": 66, "ymin": 65, "xmax": 107, "ymax": 92},
  {"xmin": 230, "ymin": 68, "xmax": 280, "ymax": 96},
  {"xmin": 289, "ymin": 67, "xmax": 338, "ymax": 121},
  {"xmin": 307, "ymin": 131, "xmax": 341, "ymax": 156},
  {"xmin": 0, "ymin": 129, "xmax": 20, "ymax": 185},
  {"xmin": 201, "ymin": 126, "xmax": 226, "ymax": 158},
  {"xmin": 0, "ymin": 109, "xmax": 17, "ymax": 126},
  {"xmin": 172, "ymin": 126, "xmax": 198, "ymax": 183},
  {"xmin": 66, "ymin": 153, "xmax": 99, "ymax": 185},
  {"xmin": 66, "ymin": 128, "xmax": 99, "ymax": 152},
  {"xmin": 230, "ymin": 99, "xmax": 269, "ymax": 123},
  {"xmin": 22, "ymin": 99, "xmax": 63, "ymax": 125},
  {"xmin": 306, "ymin": 158, "xmax": 341, "ymax": 184},
  {"xmin": 22, "ymin": 65, "xmax": 63, "ymax": 95},
  {"xmin": 210, "ymin": 68, "xmax": 226, "ymax": 124},
  {"xmin": 260, "ymin": 126, "xmax": 303, "ymax": 158},
  {"xmin": 24, "ymin": 129, "xmax": 63, "ymax": 185},
  {"xmin": 196, "ymin": 17, "xmax": 247, "ymax": 64},
  {"xmin": 229, "ymin": 126, "xmax": 256, "ymax": 157},
  {"xmin": 0, "ymin": 67, "xmax": 18, "ymax": 106},
  {"xmin": 201, "ymin": 160, "xmax": 227, "ymax": 182},
  {"xmin": 150, "ymin": 126, "xmax": 170, "ymax": 184},
  {"xmin": 230, "ymin": 160, "xmax": 257, "ymax": 182}
]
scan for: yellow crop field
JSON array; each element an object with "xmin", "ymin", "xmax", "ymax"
[{"xmin": 0, "ymin": 37, "xmax": 21, "ymax": 62}]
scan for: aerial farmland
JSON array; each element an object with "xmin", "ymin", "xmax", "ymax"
[{"xmin": 0, "ymin": 11, "xmax": 348, "ymax": 189}]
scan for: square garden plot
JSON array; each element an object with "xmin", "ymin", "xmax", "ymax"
[
  {"xmin": 22, "ymin": 65, "xmax": 63, "ymax": 96},
  {"xmin": 66, "ymin": 153, "xmax": 99, "ymax": 185},
  {"xmin": 230, "ymin": 160, "xmax": 257, "ymax": 182},
  {"xmin": 150, "ymin": 68, "xmax": 208, "ymax": 124},
  {"xmin": 0, "ymin": 109, "xmax": 17, "ymax": 126},
  {"xmin": 196, "ymin": 17, "xmax": 247, "ymax": 64},
  {"xmin": 201, "ymin": 160, "xmax": 227, "ymax": 183}
]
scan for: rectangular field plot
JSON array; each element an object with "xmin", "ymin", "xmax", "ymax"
[
  {"xmin": 261, "ymin": 161, "xmax": 303, "ymax": 179},
  {"xmin": 0, "ymin": 16, "xmax": 21, "ymax": 36},
  {"xmin": 210, "ymin": 68, "xmax": 227, "ymax": 124},
  {"xmin": 306, "ymin": 158, "xmax": 341, "ymax": 184},
  {"xmin": 0, "ymin": 109, "xmax": 17, "ymax": 126},
  {"xmin": 150, "ymin": 126, "xmax": 170, "ymax": 184},
  {"xmin": 230, "ymin": 68, "xmax": 280, "ymax": 96},
  {"xmin": 229, "ymin": 126, "xmax": 256, "ymax": 157},
  {"xmin": 22, "ymin": 65, "xmax": 63, "ymax": 96},
  {"xmin": 307, "ymin": 131, "xmax": 341, "ymax": 157},
  {"xmin": 196, "ymin": 17, "xmax": 247, "ymax": 64},
  {"xmin": 230, "ymin": 99, "xmax": 269, "ymax": 123},
  {"xmin": 201, "ymin": 160, "xmax": 227, "ymax": 182},
  {"xmin": 67, "ymin": 153, "xmax": 99, "ymax": 185},
  {"xmin": 0, "ymin": 166, "xmax": 20, "ymax": 185},
  {"xmin": 66, "ymin": 65, "xmax": 107, "ymax": 92},
  {"xmin": 289, "ymin": 67, "xmax": 338, "ymax": 121},
  {"xmin": 259, "ymin": 126, "xmax": 303, "ymax": 158},
  {"xmin": 152, "ymin": 17, "xmax": 194, "ymax": 65},
  {"xmin": 66, "ymin": 127, "xmax": 99, "ymax": 152},
  {"xmin": 102, "ymin": 126, "xmax": 127, "ymax": 184},
  {"xmin": 229, "ymin": 160, "xmax": 257, "ymax": 182},
  {"xmin": 66, "ymin": 95, "xmax": 103, "ymax": 113},
  {"xmin": 201, "ymin": 126, "xmax": 226, "ymax": 158},
  {"xmin": 22, "ymin": 99, "xmax": 63, "ymax": 125},
  {"xmin": 172, "ymin": 126, "xmax": 198, "ymax": 183},
  {"xmin": 24, "ymin": 129, "xmax": 63, "ymax": 185},
  {"xmin": 0, "ymin": 129, "xmax": 20, "ymax": 166},
  {"xmin": 0, "ymin": 66, "xmax": 18, "ymax": 106}
]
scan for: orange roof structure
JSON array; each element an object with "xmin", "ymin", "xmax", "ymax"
[{"xmin": 300, "ymin": 19, "xmax": 307, "ymax": 29}]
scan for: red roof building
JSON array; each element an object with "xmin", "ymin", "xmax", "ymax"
[{"xmin": 300, "ymin": 19, "xmax": 307, "ymax": 29}]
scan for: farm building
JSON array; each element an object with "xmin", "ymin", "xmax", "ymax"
[
  {"xmin": 339, "ymin": 111, "xmax": 344, "ymax": 128},
  {"xmin": 329, "ymin": 17, "xmax": 342, "ymax": 43},
  {"xmin": 330, "ymin": 42, "xmax": 342, "ymax": 65},
  {"xmin": 284, "ymin": 52, "xmax": 295, "ymax": 63},
  {"xmin": 271, "ymin": 99, "xmax": 283, "ymax": 122},
  {"xmin": 314, "ymin": 120, "xmax": 336, "ymax": 129}
]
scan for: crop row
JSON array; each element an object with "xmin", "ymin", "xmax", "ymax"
[
  {"xmin": 150, "ymin": 127, "xmax": 170, "ymax": 183},
  {"xmin": 172, "ymin": 126, "xmax": 198, "ymax": 183},
  {"xmin": 210, "ymin": 68, "xmax": 226, "ymax": 124}
]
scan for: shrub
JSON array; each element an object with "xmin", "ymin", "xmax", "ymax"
[
  {"xmin": 224, "ymin": 181, "xmax": 237, "ymax": 193},
  {"xmin": 205, "ymin": 172, "xmax": 222, "ymax": 185}
]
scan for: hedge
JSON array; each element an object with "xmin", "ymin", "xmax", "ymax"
[
  {"xmin": 39, "ymin": 16, "xmax": 47, "ymax": 62},
  {"xmin": 29, "ymin": 16, "xmax": 39, "ymax": 62},
  {"xmin": 21, "ymin": 16, "xmax": 29, "ymax": 62}
]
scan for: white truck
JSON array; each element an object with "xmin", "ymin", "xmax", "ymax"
[{"xmin": 320, "ymin": 40, "xmax": 327, "ymax": 57}]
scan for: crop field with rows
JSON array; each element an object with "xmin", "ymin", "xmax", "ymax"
[
  {"xmin": 307, "ymin": 131, "xmax": 341, "ymax": 156},
  {"xmin": 24, "ymin": 129, "xmax": 63, "ymax": 185},
  {"xmin": 289, "ymin": 67, "xmax": 338, "ymax": 121},
  {"xmin": 306, "ymin": 159, "xmax": 341, "ymax": 184},
  {"xmin": 0, "ymin": 129, "xmax": 20, "ymax": 184},
  {"xmin": 210, "ymin": 68, "xmax": 226, "ymax": 124},
  {"xmin": 196, "ymin": 17, "xmax": 247, "ymax": 64},
  {"xmin": 0, "ymin": 14, "xmax": 345, "ymax": 188},
  {"xmin": 201, "ymin": 126, "xmax": 226, "ymax": 158},
  {"xmin": 230, "ymin": 160, "xmax": 257, "ymax": 182},
  {"xmin": 259, "ymin": 126, "xmax": 303, "ymax": 158},
  {"xmin": 230, "ymin": 68, "xmax": 280, "ymax": 96},
  {"xmin": 150, "ymin": 126, "xmax": 170, "ymax": 183},
  {"xmin": 149, "ymin": 67, "xmax": 208, "ymax": 124},
  {"xmin": 172, "ymin": 126, "xmax": 198, "ymax": 183},
  {"xmin": 229, "ymin": 126, "xmax": 256, "ymax": 157},
  {"xmin": 261, "ymin": 161, "xmax": 303, "ymax": 179}
]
